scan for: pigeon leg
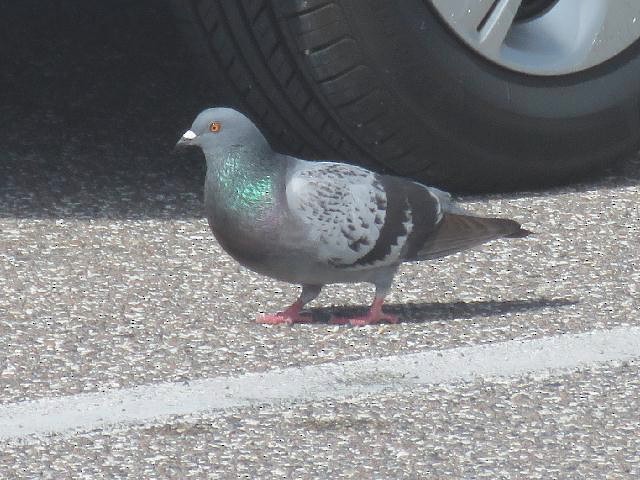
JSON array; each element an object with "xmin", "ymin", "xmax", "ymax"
[
  {"xmin": 330, "ymin": 276, "xmax": 400, "ymax": 326},
  {"xmin": 257, "ymin": 284, "xmax": 322, "ymax": 325},
  {"xmin": 329, "ymin": 296, "xmax": 400, "ymax": 326}
]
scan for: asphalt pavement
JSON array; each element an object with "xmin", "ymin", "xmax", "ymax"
[{"xmin": 1, "ymin": 1, "xmax": 639, "ymax": 478}]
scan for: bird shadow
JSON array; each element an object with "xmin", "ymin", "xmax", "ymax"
[{"xmin": 302, "ymin": 297, "xmax": 578, "ymax": 325}]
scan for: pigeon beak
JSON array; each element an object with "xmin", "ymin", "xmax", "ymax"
[{"xmin": 175, "ymin": 129, "xmax": 198, "ymax": 149}]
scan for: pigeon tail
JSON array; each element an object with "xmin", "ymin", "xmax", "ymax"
[
  {"xmin": 505, "ymin": 227, "xmax": 533, "ymax": 238},
  {"xmin": 414, "ymin": 213, "xmax": 529, "ymax": 260}
]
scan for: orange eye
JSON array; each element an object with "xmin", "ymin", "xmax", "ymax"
[{"xmin": 209, "ymin": 121, "xmax": 222, "ymax": 133}]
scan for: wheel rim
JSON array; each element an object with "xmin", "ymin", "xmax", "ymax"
[{"xmin": 429, "ymin": 0, "xmax": 640, "ymax": 75}]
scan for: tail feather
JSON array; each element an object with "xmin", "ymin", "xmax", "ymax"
[
  {"xmin": 416, "ymin": 213, "xmax": 530, "ymax": 260},
  {"xmin": 506, "ymin": 227, "xmax": 533, "ymax": 238}
]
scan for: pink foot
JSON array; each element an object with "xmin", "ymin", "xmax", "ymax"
[
  {"xmin": 328, "ymin": 298, "xmax": 400, "ymax": 326},
  {"xmin": 329, "ymin": 311, "xmax": 400, "ymax": 326},
  {"xmin": 256, "ymin": 311, "xmax": 313, "ymax": 325},
  {"xmin": 256, "ymin": 301, "xmax": 314, "ymax": 325}
]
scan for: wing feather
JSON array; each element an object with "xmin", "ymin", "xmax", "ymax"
[{"xmin": 285, "ymin": 162, "xmax": 389, "ymax": 268}]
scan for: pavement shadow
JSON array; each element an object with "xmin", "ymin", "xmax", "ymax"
[
  {"xmin": 458, "ymin": 153, "xmax": 640, "ymax": 204},
  {"xmin": 305, "ymin": 297, "xmax": 578, "ymax": 325},
  {"xmin": 0, "ymin": 0, "xmax": 211, "ymax": 220},
  {"xmin": 1, "ymin": 1, "xmax": 638, "ymax": 221}
]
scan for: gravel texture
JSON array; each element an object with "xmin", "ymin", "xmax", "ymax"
[
  {"xmin": 2, "ymin": 362, "xmax": 639, "ymax": 479},
  {"xmin": 2, "ymin": 165, "xmax": 638, "ymax": 403},
  {"xmin": 1, "ymin": 1, "xmax": 639, "ymax": 478}
]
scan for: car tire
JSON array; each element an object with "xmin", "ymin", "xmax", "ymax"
[{"xmin": 170, "ymin": 0, "xmax": 640, "ymax": 192}]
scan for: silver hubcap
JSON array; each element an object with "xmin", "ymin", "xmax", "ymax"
[{"xmin": 429, "ymin": 0, "xmax": 640, "ymax": 75}]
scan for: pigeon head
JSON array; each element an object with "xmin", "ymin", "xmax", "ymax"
[{"xmin": 176, "ymin": 107, "xmax": 269, "ymax": 154}]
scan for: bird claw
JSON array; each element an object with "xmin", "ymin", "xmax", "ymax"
[
  {"xmin": 256, "ymin": 312, "xmax": 314, "ymax": 325},
  {"xmin": 329, "ymin": 312, "xmax": 400, "ymax": 326}
]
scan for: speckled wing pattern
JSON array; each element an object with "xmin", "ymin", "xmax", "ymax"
[{"xmin": 285, "ymin": 162, "xmax": 442, "ymax": 270}]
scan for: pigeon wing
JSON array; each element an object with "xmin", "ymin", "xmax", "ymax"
[
  {"xmin": 285, "ymin": 161, "xmax": 527, "ymax": 268},
  {"xmin": 285, "ymin": 162, "xmax": 415, "ymax": 269}
]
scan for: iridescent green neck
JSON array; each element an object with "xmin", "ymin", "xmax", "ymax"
[{"xmin": 205, "ymin": 146, "xmax": 277, "ymax": 217}]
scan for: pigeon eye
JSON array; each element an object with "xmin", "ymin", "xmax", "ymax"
[{"xmin": 209, "ymin": 121, "xmax": 222, "ymax": 133}]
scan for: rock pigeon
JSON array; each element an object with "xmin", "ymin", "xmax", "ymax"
[{"xmin": 176, "ymin": 107, "xmax": 530, "ymax": 326}]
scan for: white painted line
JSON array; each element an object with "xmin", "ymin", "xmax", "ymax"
[{"xmin": 1, "ymin": 326, "xmax": 639, "ymax": 442}]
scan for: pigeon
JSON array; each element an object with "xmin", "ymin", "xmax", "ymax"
[{"xmin": 176, "ymin": 107, "xmax": 531, "ymax": 326}]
